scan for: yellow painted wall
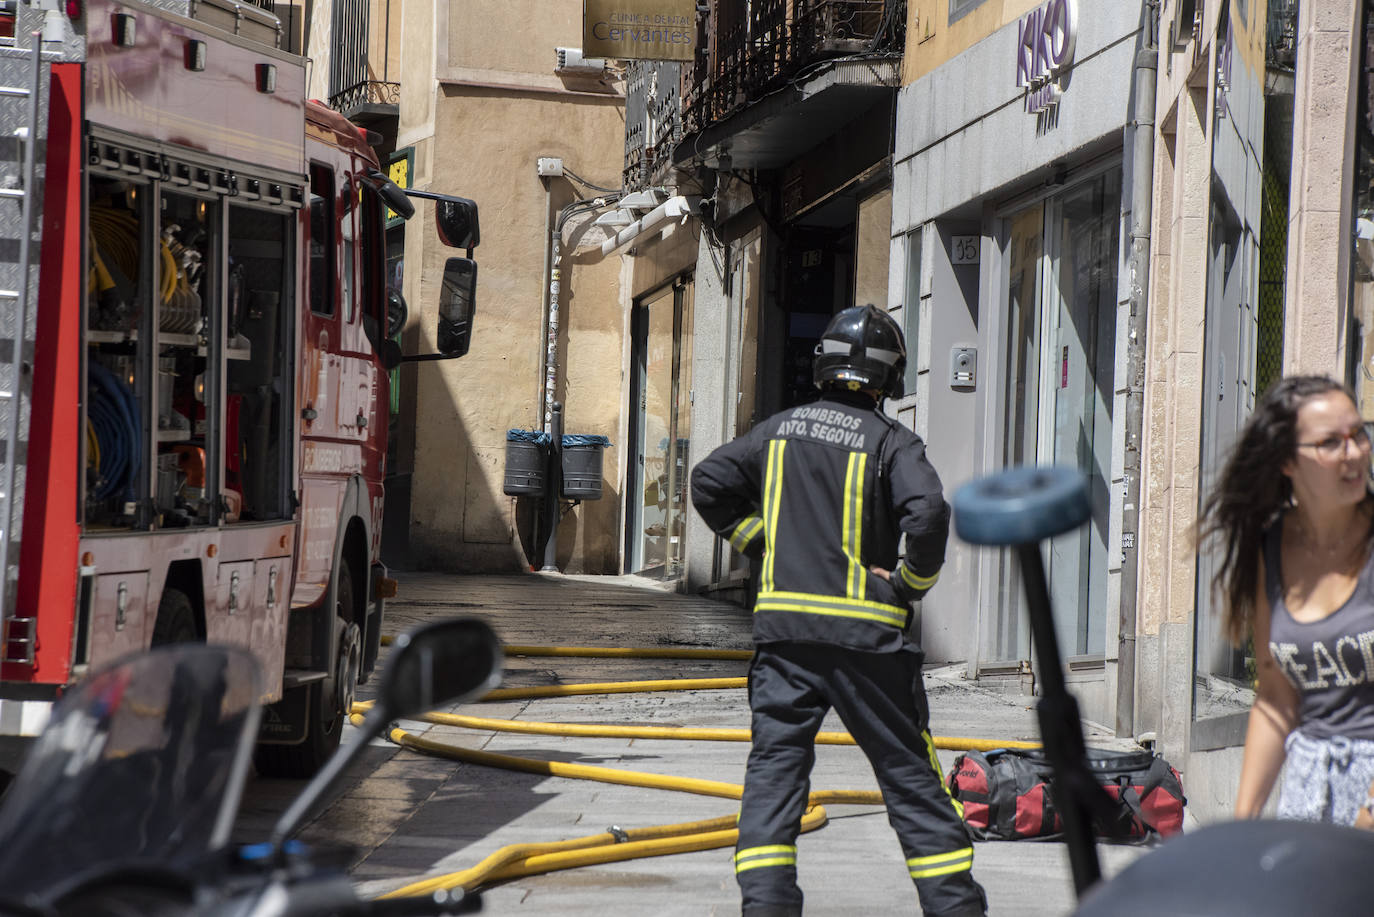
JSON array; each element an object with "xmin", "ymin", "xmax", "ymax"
[
  {"xmin": 449, "ymin": 1, "xmax": 583, "ymax": 78},
  {"xmin": 904, "ymin": 0, "xmax": 1042, "ymax": 84},
  {"xmin": 399, "ymin": 0, "xmax": 628, "ymax": 573}
]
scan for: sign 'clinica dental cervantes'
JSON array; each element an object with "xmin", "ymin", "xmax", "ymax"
[{"xmin": 1016, "ymin": 0, "xmax": 1077, "ymax": 116}]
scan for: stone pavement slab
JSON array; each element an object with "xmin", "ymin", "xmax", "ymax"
[{"xmin": 235, "ymin": 572, "xmax": 1155, "ymax": 916}]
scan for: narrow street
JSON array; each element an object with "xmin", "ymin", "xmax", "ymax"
[{"xmin": 234, "ymin": 572, "xmax": 1151, "ymax": 916}]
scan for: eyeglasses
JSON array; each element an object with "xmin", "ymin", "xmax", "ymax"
[{"xmin": 1296, "ymin": 426, "xmax": 1373, "ymax": 461}]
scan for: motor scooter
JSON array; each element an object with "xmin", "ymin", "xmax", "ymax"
[
  {"xmin": 0, "ymin": 617, "xmax": 504, "ymax": 917},
  {"xmin": 953, "ymin": 466, "xmax": 1374, "ymax": 916}
]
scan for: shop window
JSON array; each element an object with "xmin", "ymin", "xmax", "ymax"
[
  {"xmin": 1188, "ymin": 0, "xmax": 1293, "ymax": 748},
  {"xmin": 902, "ymin": 227, "xmax": 922, "ymax": 396},
  {"xmin": 989, "ymin": 169, "xmax": 1119, "ymax": 667},
  {"xmin": 628, "ymin": 280, "xmax": 693, "ymax": 578}
]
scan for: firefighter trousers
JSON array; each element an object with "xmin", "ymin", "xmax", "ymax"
[{"xmin": 734, "ymin": 642, "xmax": 987, "ymax": 917}]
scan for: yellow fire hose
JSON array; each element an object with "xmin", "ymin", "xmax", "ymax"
[{"xmin": 358, "ymin": 642, "xmax": 1041, "ymax": 899}]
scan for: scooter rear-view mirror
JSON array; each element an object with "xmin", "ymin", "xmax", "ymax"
[
  {"xmin": 377, "ymin": 618, "xmax": 504, "ymax": 722},
  {"xmin": 268, "ymin": 617, "xmax": 503, "ymax": 852}
]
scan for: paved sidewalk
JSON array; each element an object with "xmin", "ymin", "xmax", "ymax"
[{"xmin": 238, "ymin": 572, "xmax": 1154, "ymax": 916}]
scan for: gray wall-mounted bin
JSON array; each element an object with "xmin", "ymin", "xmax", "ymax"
[
  {"xmin": 504, "ymin": 430, "xmax": 549, "ymax": 496},
  {"xmin": 560, "ymin": 434, "xmax": 610, "ymax": 500}
]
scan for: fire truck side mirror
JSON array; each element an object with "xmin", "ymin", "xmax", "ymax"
[
  {"xmin": 435, "ymin": 257, "xmax": 477, "ymax": 358},
  {"xmin": 379, "ymin": 339, "xmax": 403, "ymax": 371},
  {"xmin": 366, "ymin": 168, "xmax": 415, "ymax": 221},
  {"xmin": 435, "ymin": 197, "xmax": 480, "ymax": 250}
]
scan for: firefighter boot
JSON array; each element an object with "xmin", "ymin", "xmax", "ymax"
[{"xmin": 742, "ymin": 906, "xmax": 803, "ymax": 917}]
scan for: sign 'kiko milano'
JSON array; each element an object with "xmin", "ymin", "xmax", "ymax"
[{"xmin": 1016, "ymin": 0, "xmax": 1077, "ymax": 115}]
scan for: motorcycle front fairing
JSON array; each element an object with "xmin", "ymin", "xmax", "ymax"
[{"xmin": 0, "ymin": 644, "xmax": 263, "ymax": 910}]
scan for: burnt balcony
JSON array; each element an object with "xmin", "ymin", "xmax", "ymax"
[
  {"xmin": 624, "ymin": 61, "xmax": 684, "ymax": 191},
  {"xmin": 677, "ymin": 0, "xmax": 904, "ymax": 171}
]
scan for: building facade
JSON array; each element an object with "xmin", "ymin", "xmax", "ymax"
[
  {"xmin": 887, "ymin": 1, "xmax": 1152, "ymax": 725},
  {"xmin": 390, "ymin": 1, "xmax": 629, "ymax": 573},
  {"xmin": 612, "ymin": 1, "xmax": 908, "ymax": 599},
  {"xmin": 1140, "ymin": 0, "xmax": 1366, "ymax": 821}
]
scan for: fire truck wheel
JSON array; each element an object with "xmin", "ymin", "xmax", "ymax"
[
  {"xmin": 254, "ymin": 564, "xmax": 359, "ymax": 778},
  {"xmin": 150, "ymin": 588, "xmax": 198, "ymax": 646}
]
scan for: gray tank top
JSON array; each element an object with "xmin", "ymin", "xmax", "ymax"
[{"xmin": 1264, "ymin": 518, "xmax": 1374, "ymax": 741}]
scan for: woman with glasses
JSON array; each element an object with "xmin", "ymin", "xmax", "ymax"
[{"xmin": 1198, "ymin": 375, "xmax": 1374, "ymax": 826}]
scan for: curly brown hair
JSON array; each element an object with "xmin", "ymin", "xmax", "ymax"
[{"xmin": 1196, "ymin": 375, "xmax": 1374, "ymax": 644}]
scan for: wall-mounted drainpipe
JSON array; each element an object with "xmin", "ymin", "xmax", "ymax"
[
  {"xmin": 544, "ymin": 230, "xmax": 563, "ymax": 434},
  {"xmin": 538, "ymin": 182, "xmax": 554, "ymax": 429},
  {"xmin": 1118, "ymin": 17, "xmax": 1159, "ymax": 739},
  {"xmin": 541, "ymin": 403, "xmax": 564, "ymax": 572}
]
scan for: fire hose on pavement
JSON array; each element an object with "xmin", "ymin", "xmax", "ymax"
[{"xmin": 349, "ymin": 643, "xmax": 1040, "ymax": 900}]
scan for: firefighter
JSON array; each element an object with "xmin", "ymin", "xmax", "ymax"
[{"xmin": 690, "ymin": 304, "xmax": 986, "ymax": 917}]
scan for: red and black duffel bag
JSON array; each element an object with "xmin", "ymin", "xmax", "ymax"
[{"xmin": 945, "ymin": 747, "xmax": 1185, "ymax": 841}]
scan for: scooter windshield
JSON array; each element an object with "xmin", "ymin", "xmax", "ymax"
[{"xmin": 0, "ymin": 643, "xmax": 263, "ymax": 902}]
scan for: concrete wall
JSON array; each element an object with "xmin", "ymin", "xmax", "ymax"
[
  {"xmin": 1283, "ymin": 0, "xmax": 1360, "ymax": 374},
  {"xmin": 896, "ymin": 3, "xmax": 1141, "ymax": 227},
  {"xmin": 895, "ymin": 221, "xmax": 981, "ymax": 664},
  {"xmin": 398, "ymin": 0, "xmax": 627, "ymax": 573}
]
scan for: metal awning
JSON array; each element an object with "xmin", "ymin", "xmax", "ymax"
[{"xmin": 675, "ymin": 58, "xmax": 899, "ymax": 171}]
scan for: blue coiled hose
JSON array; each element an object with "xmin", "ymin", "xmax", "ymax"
[{"xmin": 87, "ymin": 362, "xmax": 141, "ymax": 502}]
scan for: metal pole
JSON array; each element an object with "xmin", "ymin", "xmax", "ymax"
[
  {"xmin": 1016, "ymin": 542, "xmax": 1102, "ymax": 896},
  {"xmin": 1118, "ymin": 13, "xmax": 1159, "ymax": 739},
  {"xmin": 540, "ymin": 403, "xmax": 563, "ymax": 572}
]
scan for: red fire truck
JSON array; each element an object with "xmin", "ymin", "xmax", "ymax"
[{"xmin": 0, "ymin": 0, "xmax": 479, "ymax": 779}]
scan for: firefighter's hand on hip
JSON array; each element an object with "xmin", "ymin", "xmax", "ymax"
[{"xmin": 871, "ymin": 565, "xmax": 917, "ymax": 608}]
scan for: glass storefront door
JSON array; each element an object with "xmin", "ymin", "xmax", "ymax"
[
  {"xmin": 628, "ymin": 279, "xmax": 693, "ymax": 577},
  {"xmin": 993, "ymin": 169, "xmax": 1121, "ymax": 664}
]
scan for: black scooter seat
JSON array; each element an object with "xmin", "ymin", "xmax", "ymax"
[{"xmin": 1074, "ymin": 819, "xmax": 1374, "ymax": 916}]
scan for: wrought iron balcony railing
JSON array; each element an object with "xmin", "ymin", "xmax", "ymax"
[
  {"xmin": 330, "ymin": 79, "xmax": 401, "ymax": 117},
  {"xmin": 326, "ymin": 0, "xmax": 399, "ymax": 121},
  {"xmin": 683, "ymin": 0, "xmax": 904, "ymax": 136}
]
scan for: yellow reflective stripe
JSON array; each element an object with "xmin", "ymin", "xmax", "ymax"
[
  {"xmin": 923, "ymin": 729, "xmax": 964, "ymax": 819},
  {"xmin": 908, "ymin": 846, "xmax": 974, "ymax": 879},
  {"xmin": 730, "ymin": 514, "xmax": 765, "ymax": 552},
  {"xmin": 909, "ymin": 856, "xmax": 974, "ymax": 880},
  {"xmin": 735, "ymin": 844, "xmax": 797, "ymax": 874},
  {"xmin": 735, "ymin": 844, "xmax": 795, "ymax": 862},
  {"xmin": 843, "ymin": 452, "xmax": 867, "ymax": 601},
  {"xmin": 900, "ymin": 564, "xmax": 940, "ymax": 591},
  {"xmin": 761, "ymin": 441, "xmax": 786, "ymax": 593},
  {"xmin": 736, "ymin": 856, "xmax": 797, "ymax": 873},
  {"xmin": 907, "ymin": 847, "xmax": 974, "ymax": 869},
  {"xmin": 754, "ymin": 590, "xmax": 908, "ymax": 627}
]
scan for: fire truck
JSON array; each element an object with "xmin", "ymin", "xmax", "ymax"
[{"xmin": 0, "ymin": 1, "xmax": 479, "ymax": 779}]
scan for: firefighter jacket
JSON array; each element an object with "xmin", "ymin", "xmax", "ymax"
[{"xmin": 690, "ymin": 391, "xmax": 949, "ymax": 654}]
